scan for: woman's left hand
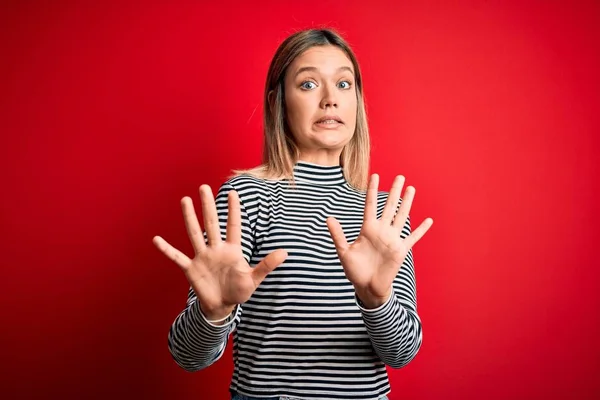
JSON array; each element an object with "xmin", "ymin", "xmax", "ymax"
[{"xmin": 326, "ymin": 174, "xmax": 434, "ymax": 309}]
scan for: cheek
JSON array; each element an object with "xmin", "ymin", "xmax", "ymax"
[
  {"xmin": 345, "ymin": 96, "xmax": 358, "ymax": 123},
  {"xmin": 285, "ymin": 94, "xmax": 310, "ymax": 125},
  {"xmin": 284, "ymin": 96, "xmax": 306, "ymax": 140}
]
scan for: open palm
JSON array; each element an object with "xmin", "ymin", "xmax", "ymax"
[
  {"xmin": 327, "ymin": 174, "xmax": 433, "ymax": 307},
  {"xmin": 153, "ymin": 185, "xmax": 288, "ymax": 320}
]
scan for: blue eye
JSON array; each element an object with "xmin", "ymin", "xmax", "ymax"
[
  {"xmin": 300, "ymin": 81, "xmax": 317, "ymax": 90},
  {"xmin": 338, "ymin": 80, "xmax": 352, "ymax": 89}
]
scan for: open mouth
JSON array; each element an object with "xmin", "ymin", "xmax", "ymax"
[{"xmin": 315, "ymin": 115, "xmax": 343, "ymax": 125}]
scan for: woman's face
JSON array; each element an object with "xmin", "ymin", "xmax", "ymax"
[{"xmin": 283, "ymin": 45, "xmax": 358, "ymax": 165}]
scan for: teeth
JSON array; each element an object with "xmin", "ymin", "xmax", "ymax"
[{"xmin": 318, "ymin": 119, "xmax": 338, "ymax": 124}]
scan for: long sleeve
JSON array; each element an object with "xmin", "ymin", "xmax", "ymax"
[
  {"xmin": 356, "ymin": 214, "xmax": 423, "ymax": 369},
  {"xmin": 167, "ymin": 181, "xmax": 256, "ymax": 372}
]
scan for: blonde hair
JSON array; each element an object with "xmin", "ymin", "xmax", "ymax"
[{"xmin": 231, "ymin": 28, "xmax": 370, "ymax": 191}]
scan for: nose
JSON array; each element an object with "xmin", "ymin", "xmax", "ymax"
[{"xmin": 320, "ymin": 83, "xmax": 338, "ymax": 108}]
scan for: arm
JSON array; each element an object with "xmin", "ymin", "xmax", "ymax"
[
  {"xmin": 356, "ymin": 216, "xmax": 423, "ymax": 369},
  {"xmin": 168, "ymin": 289, "xmax": 242, "ymax": 372},
  {"xmin": 167, "ymin": 181, "xmax": 255, "ymax": 372}
]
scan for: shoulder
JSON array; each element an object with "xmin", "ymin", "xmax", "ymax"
[
  {"xmin": 223, "ymin": 173, "xmax": 266, "ymax": 190},
  {"xmin": 217, "ymin": 173, "xmax": 273, "ymax": 206}
]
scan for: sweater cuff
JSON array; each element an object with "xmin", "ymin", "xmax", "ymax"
[
  {"xmin": 193, "ymin": 300, "xmax": 239, "ymax": 331},
  {"xmin": 355, "ymin": 289, "xmax": 395, "ymax": 317}
]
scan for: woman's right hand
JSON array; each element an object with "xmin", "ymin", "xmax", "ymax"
[{"xmin": 153, "ymin": 184, "xmax": 288, "ymax": 322}]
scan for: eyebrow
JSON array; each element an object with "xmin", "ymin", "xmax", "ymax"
[{"xmin": 293, "ymin": 66, "xmax": 354, "ymax": 79}]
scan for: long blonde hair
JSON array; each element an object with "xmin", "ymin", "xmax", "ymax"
[{"xmin": 231, "ymin": 28, "xmax": 370, "ymax": 191}]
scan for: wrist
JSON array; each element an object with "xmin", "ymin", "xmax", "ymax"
[
  {"xmin": 199, "ymin": 303, "xmax": 235, "ymax": 323},
  {"xmin": 356, "ymin": 287, "xmax": 392, "ymax": 309}
]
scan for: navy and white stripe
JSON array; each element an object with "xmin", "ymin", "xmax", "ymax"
[{"xmin": 168, "ymin": 161, "xmax": 422, "ymax": 400}]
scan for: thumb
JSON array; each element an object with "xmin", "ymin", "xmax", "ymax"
[
  {"xmin": 251, "ymin": 249, "xmax": 288, "ymax": 286},
  {"xmin": 326, "ymin": 217, "xmax": 349, "ymax": 257}
]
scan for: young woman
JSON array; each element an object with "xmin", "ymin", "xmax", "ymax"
[{"xmin": 153, "ymin": 28, "xmax": 433, "ymax": 400}]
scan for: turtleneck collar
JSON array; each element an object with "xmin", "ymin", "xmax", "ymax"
[{"xmin": 292, "ymin": 161, "xmax": 346, "ymax": 186}]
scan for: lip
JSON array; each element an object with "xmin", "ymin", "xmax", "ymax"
[
  {"xmin": 315, "ymin": 115, "xmax": 343, "ymax": 124},
  {"xmin": 314, "ymin": 120, "xmax": 343, "ymax": 130}
]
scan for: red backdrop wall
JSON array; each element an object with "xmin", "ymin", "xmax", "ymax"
[{"xmin": 1, "ymin": 1, "xmax": 599, "ymax": 399}]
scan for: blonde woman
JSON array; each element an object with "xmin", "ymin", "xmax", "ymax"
[{"xmin": 153, "ymin": 28, "xmax": 434, "ymax": 400}]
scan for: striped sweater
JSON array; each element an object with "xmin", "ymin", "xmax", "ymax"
[{"xmin": 168, "ymin": 161, "xmax": 422, "ymax": 400}]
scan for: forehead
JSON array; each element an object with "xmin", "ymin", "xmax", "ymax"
[{"xmin": 289, "ymin": 45, "xmax": 354, "ymax": 73}]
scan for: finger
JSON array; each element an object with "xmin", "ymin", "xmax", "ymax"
[
  {"xmin": 326, "ymin": 217, "xmax": 349, "ymax": 257},
  {"xmin": 251, "ymin": 249, "xmax": 288, "ymax": 287},
  {"xmin": 404, "ymin": 218, "xmax": 434, "ymax": 248},
  {"xmin": 152, "ymin": 235, "xmax": 192, "ymax": 270},
  {"xmin": 381, "ymin": 175, "xmax": 405, "ymax": 224},
  {"xmin": 393, "ymin": 185, "xmax": 415, "ymax": 230},
  {"xmin": 200, "ymin": 185, "xmax": 222, "ymax": 245},
  {"xmin": 181, "ymin": 197, "xmax": 206, "ymax": 254},
  {"xmin": 364, "ymin": 174, "xmax": 379, "ymax": 221},
  {"xmin": 226, "ymin": 190, "xmax": 241, "ymax": 245}
]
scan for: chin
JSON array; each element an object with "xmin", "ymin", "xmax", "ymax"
[
  {"xmin": 295, "ymin": 125, "xmax": 352, "ymax": 148},
  {"xmin": 313, "ymin": 134, "xmax": 352, "ymax": 149}
]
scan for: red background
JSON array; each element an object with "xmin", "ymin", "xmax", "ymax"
[{"xmin": 1, "ymin": 1, "xmax": 599, "ymax": 399}]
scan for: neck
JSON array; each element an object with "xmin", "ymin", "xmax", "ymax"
[
  {"xmin": 297, "ymin": 152, "xmax": 341, "ymax": 167},
  {"xmin": 292, "ymin": 160, "xmax": 346, "ymax": 186}
]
